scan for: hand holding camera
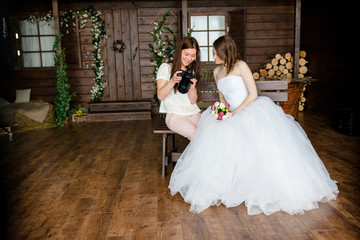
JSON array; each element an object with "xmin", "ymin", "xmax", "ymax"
[
  {"xmin": 171, "ymin": 71, "xmax": 182, "ymax": 85},
  {"xmin": 176, "ymin": 70, "xmax": 196, "ymax": 94}
]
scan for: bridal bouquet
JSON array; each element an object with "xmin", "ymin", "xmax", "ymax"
[{"xmin": 211, "ymin": 102, "xmax": 232, "ymax": 120}]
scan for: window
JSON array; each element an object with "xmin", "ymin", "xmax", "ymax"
[
  {"xmin": 19, "ymin": 20, "xmax": 55, "ymax": 68},
  {"xmin": 190, "ymin": 15, "xmax": 226, "ymax": 62}
]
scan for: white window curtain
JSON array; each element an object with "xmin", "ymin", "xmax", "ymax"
[{"xmin": 20, "ymin": 20, "xmax": 55, "ymax": 67}]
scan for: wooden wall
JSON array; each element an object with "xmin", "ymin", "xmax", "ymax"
[
  {"xmin": 139, "ymin": 2, "xmax": 295, "ymax": 100},
  {"xmin": 245, "ymin": 5, "xmax": 295, "ymax": 71},
  {"xmin": 1, "ymin": 0, "xmax": 296, "ymax": 108},
  {"xmin": 138, "ymin": 8, "xmax": 180, "ymax": 100}
]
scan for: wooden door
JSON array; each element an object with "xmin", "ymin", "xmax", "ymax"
[{"xmin": 104, "ymin": 9, "xmax": 141, "ymax": 101}]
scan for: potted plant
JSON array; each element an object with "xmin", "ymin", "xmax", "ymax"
[{"xmin": 71, "ymin": 105, "xmax": 88, "ymax": 123}]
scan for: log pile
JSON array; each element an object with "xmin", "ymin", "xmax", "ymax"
[
  {"xmin": 253, "ymin": 51, "xmax": 309, "ymax": 112},
  {"xmin": 253, "ymin": 50, "xmax": 309, "ymax": 82}
]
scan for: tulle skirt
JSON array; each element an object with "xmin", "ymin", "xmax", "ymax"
[{"xmin": 168, "ymin": 96, "xmax": 338, "ymax": 215}]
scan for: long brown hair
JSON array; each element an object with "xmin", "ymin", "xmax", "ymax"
[
  {"xmin": 213, "ymin": 35, "xmax": 239, "ymax": 74},
  {"xmin": 171, "ymin": 37, "xmax": 201, "ymax": 92}
]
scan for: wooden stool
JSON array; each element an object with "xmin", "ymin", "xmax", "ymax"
[{"xmin": 153, "ymin": 126, "xmax": 179, "ymax": 177}]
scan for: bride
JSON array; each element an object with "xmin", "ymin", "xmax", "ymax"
[{"xmin": 168, "ymin": 35, "xmax": 338, "ymax": 215}]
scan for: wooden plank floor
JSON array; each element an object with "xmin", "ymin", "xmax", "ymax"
[{"xmin": 0, "ymin": 110, "xmax": 359, "ymax": 240}]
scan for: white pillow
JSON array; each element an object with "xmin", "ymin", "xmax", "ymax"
[
  {"xmin": 15, "ymin": 89, "xmax": 31, "ymax": 103},
  {"xmin": 0, "ymin": 97, "xmax": 11, "ymax": 108}
]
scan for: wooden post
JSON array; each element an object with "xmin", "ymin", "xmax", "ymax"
[
  {"xmin": 52, "ymin": 0, "xmax": 61, "ymax": 48},
  {"xmin": 294, "ymin": 0, "xmax": 301, "ymax": 79},
  {"xmin": 75, "ymin": 15, "xmax": 82, "ymax": 68},
  {"xmin": 182, "ymin": 0, "xmax": 188, "ymax": 37}
]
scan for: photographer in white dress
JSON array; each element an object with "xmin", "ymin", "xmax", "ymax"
[{"xmin": 156, "ymin": 37, "xmax": 202, "ymax": 140}]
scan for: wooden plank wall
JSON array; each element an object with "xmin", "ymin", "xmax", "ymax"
[
  {"xmin": 137, "ymin": 7, "xmax": 180, "ymax": 100},
  {"xmin": 71, "ymin": 19, "xmax": 105, "ymax": 104},
  {"xmin": 1, "ymin": 13, "xmax": 105, "ymax": 106},
  {"xmin": 1, "ymin": 0, "xmax": 295, "ymax": 107},
  {"xmin": 245, "ymin": 5, "xmax": 295, "ymax": 71},
  {"xmin": 137, "ymin": 3, "xmax": 295, "ymax": 99}
]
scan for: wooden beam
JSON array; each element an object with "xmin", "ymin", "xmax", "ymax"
[
  {"xmin": 52, "ymin": 0, "xmax": 61, "ymax": 48},
  {"xmin": 182, "ymin": 0, "xmax": 188, "ymax": 37},
  {"xmin": 59, "ymin": 1, "xmax": 181, "ymax": 10},
  {"xmin": 52, "ymin": 0, "xmax": 60, "ymax": 36},
  {"xmin": 293, "ymin": 0, "xmax": 301, "ymax": 79},
  {"xmin": 75, "ymin": 15, "xmax": 82, "ymax": 69}
]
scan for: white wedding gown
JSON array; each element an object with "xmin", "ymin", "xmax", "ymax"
[{"xmin": 168, "ymin": 75, "xmax": 338, "ymax": 215}]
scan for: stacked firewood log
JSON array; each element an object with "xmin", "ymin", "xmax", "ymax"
[
  {"xmin": 298, "ymin": 84, "xmax": 307, "ymax": 111},
  {"xmin": 252, "ymin": 50, "xmax": 308, "ymax": 81},
  {"xmin": 252, "ymin": 51, "xmax": 309, "ymax": 112}
]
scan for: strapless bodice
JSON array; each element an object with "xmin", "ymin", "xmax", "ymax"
[{"xmin": 217, "ymin": 75, "xmax": 248, "ymax": 111}]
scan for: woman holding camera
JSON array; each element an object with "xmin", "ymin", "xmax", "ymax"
[{"xmin": 156, "ymin": 37, "xmax": 202, "ymax": 140}]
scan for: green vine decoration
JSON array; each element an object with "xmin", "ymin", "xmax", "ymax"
[
  {"xmin": 61, "ymin": 6, "xmax": 107, "ymax": 102},
  {"xmin": 148, "ymin": 11, "xmax": 177, "ymax": 106},
  {"xmin": 24, "ymin": 6, "xmax": 106, "ymax": 126},
  {"xmin": 53, "ymin": 33, "xmax": 76, "ymax": 126}
]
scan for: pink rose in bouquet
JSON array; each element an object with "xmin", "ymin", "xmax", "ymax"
[{"xmin": 210, "ymin": 102, "xmax": 232, "ymax": 120}]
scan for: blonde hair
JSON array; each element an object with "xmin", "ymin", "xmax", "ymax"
[{"xmin": 213, "ymin": 35, "xmax": 239, "ymax": 74}]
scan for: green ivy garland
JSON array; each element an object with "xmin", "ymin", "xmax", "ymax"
[
  {"xmin": 148, "ymin": 11, "xmax": 177, "ymax": 106},
  {"xmin": 25, "ymin": 12, "xmax": 73, "ymax": 126},
  {"xmin": 53, "ymin": 33, "xmax": 76, "ymax": 126},
  {"xmin": 25, "ymin": 6, "xmax": 106, "ymax": 127}
]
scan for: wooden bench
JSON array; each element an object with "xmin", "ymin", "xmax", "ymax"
[{"xmin": 154, "ymin": 80, "xmax": 288, "ymax": 177}]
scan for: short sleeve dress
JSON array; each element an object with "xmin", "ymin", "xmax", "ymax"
[{"xmin": 156, "ymin": 63, "xmax": 200, "ymax": 116}]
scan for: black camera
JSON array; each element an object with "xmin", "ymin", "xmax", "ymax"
[{"xmin": 177, "ymin": 70, "xmax": 195, "ymax": 94}]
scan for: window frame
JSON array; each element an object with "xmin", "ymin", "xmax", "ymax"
[
  {"xmin": 189, "ymin": 13, "xmax": 228, "ymax": 64},
  {"xmin": 18, "ymin": 19, "xmax": 56, "ymax": 69}
]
